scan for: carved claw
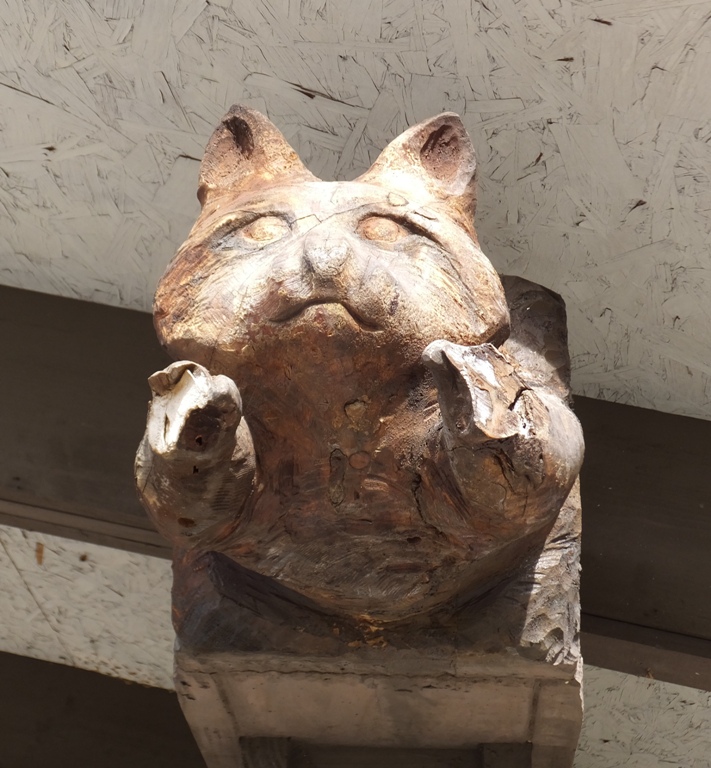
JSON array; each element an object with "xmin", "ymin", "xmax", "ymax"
[
  {"xmin": 146, "ymin": 361, "xmax": 242, "ymax": 458},
  {"xmin": 422, "ymin": 340, "xmax": 527, "ymax": 442}
]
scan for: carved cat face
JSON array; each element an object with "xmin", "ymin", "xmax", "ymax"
[{"xmin": 154, "ymin": 107, "xmax": 509, "ymax": 391}]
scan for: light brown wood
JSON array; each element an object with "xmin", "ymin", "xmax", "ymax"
[
  {"xmin": 135, "ymin": 106, "xmax": 584, "ymax": 630},
  {"xmin": 174, "ymin": 645, "xmax": 580, "ymax": 768},
  {"xmin": 132, "ymin": 106, "xmax": 584, "ymax": 766},
  {"xmin": 581, "ymin": 616, "xmax": 711, "ymax": 691}
]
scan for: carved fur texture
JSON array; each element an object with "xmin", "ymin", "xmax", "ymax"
[{"xmin": 135, "ymin": 106, "xmax": 584, "ymax": 628}]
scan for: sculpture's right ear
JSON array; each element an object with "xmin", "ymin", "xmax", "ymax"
[
  {"xmin": 197, "ymin": 105, "xmax": 316, "ymax": 205},
  {"xmin": 357, "ymin": 113, "xmax": 478, "ymax": 226}
]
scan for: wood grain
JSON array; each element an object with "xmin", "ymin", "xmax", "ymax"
[{"xmin": 135, "ymin": 108, "xmax": 584, "ymax": 640}]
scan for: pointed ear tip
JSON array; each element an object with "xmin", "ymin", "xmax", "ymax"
[
  {"xmin": 425, "ymin": 112, "xmax": 467, "ymax": 129},
  {"xmin": 414, "ymin": 113, "xmax": 473, "ymax": 151},
  {"xmin": 223, "ymin": 104, "xmax": 268, "ymax": 124},
  {"xmin": 224, "ymin": 104, "xmax": 247, "ymax": 119},
  {"xmin": 227, "ymin": 104, "xmax": 257, "ymax": 115}
]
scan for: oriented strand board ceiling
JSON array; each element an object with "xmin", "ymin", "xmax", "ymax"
[{"xmin": 1, "ymin": 0, "xmax": 710, "ymax": 419}]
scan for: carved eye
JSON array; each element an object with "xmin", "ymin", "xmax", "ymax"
[
  {"xmin": 240, "ymin": 215, "xmax": 290, "ymax": 242},
  {"xmin": 357, "ymin": 216, "xmax": 408, "ymax": 243}
]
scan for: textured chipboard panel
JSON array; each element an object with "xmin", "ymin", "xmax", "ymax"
[
  {"xmin": 0, "ymin": 523, "xmax": 174, "ymax": 688},
  {"xmin": 0, "ymin": 0, "xmax": 709, "ymax": 420}
]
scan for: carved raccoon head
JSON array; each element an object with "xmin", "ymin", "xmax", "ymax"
[{"xmin": 154, "ymin": 106, "xmax": 509, "ymax": 388}]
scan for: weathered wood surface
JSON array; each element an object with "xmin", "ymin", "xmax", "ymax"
[
  {"xmin": 175, "ymin": 646, "xmax": 580, "ymax": 768},
  {"xmin": 136, "ymin": 107, "xmax": 583, "ymax": 638},
  {"xmin": 132, "ymin": 107, "xmax": 584, "ymax": 767}
]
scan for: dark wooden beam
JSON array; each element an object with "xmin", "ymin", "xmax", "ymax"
[
  {"xmin": 2, "ymin": 285, "xmax": 711, "ymax": 687},
  {"xmin": 576, "ymin": 395, "xmax": 711, "ymax": 643},
  {"xmin": 0, "ymin": 651, "xmax": 204, "ymax": 768},
  {"xmin": 581, "ymin": 615, "xmax": 711, "ymax": 691},
  {"xmin": 0, "ymin": 284, "xmax": 170, "ymax": 544}
]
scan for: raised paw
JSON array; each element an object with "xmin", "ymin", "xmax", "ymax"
[
  {"xmin": 146, "ymin": 361, "xmax": 242, "ymax": 458},
  {"xmin": 422, "ymin": 340, "xmax": 528, "ymax": 442}
]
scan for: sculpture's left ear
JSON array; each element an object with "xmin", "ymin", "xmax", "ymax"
[
  {"xmin": 197, "ymin": 105, "xmax": 317, "ymax": 206},
  {"xmin": 357, "ymin": 113, "xmax": 477, "ymax": 221}
]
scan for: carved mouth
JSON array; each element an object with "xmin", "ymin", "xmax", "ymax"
[{"xmin": 272, "ymin": 300, "xmax": 381, "ymax": 331}]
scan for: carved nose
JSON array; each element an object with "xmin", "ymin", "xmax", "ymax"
[{"xmin": 303, "ymin": 234, "xmax": 350, "ymax": 279}]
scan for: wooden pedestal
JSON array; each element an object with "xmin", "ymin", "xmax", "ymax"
[
  {"xmin": 173, "ymin": 483, "xmax": 582, "ymax": 768},
  {"xmin": 176, "ymin": 648, "xmax": 581, "ymax": 768}
]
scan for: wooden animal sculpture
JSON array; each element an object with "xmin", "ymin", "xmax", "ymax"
[{"xmin": 135, "ymin": 105, "xmax": 584, "ymax": 640}]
